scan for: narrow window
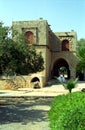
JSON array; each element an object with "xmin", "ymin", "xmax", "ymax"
[
  {"xmin": 62, "ymin": 39, "xmax": 69, "ymax": 51},
  {"xmin": 25, "ymin": 31, "xmax": 34, "ymax": 44}
]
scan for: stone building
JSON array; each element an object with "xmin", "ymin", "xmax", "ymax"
[{"xmin": 12, "ymin": 19, "xmax": 78, "ymax": 88}]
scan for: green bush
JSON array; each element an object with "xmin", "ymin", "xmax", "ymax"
[
  {"xmin": 55, "ymin": 77, "xmax": 78, "ymax": 93},
  {"xmin": 48, "ymin": 92, "xmax": 85, "ymax": 130}
]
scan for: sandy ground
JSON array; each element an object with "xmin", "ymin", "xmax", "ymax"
[
  {"xmin": 0, "ymin": 81, "xmax": 85, "ymax": 97},
  {"xmin": 0, "ymin": 97, "xmax": 52, "ymax": 130},
  {"xmin": 0, "ymin": 81, "xmax": 85, "ymax": 130}
]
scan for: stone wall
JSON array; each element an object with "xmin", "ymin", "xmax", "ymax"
[
  {"xmin": 11, "ymin": 19, "xmax": 78, "ymax": 88},
  {"xmin": 0, "ymin": 73, "xmax": 46, "ymax": 90}
]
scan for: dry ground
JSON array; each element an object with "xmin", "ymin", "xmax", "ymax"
[{"xmin": 0, "ymin": 97, "xmax": 53, "ymax": 130}]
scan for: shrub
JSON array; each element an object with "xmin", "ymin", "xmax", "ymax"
[
  {"xmin": 63, "ymin": 78, "xmax": 78, "ymax": 93},
  {"xmin": 55, "ymin": 77, "xmax": 78, "ymax": 93},
  {"xmin": 48, "ymin": 92, "xmax": 85, "ymax": 130}
]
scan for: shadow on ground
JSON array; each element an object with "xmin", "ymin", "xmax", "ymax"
[{"xmin": 0, "ymin": 97, "xmax": 53, "ymax": 125}]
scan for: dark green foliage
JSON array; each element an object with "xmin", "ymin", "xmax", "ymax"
[
  {"xmin": 14, "ymin": 33, "xmax": 44, "ymax": 74},
  {"xmin": 77, "ymin": 38, "xmax": 85, "ymax": 48},
  {"xmin": 77, "ymin": 38, "xmax": 85, "ymax": 72},
  {"xmin": 63, "ymin": 78, "xmax": 78, "ymax": 93},
  {"xmin": 77, "ymin": 46, "xmax": 85, "ymax": 71},
  {"xmin": 0, "ymin": 22, "xmax": 44, "ymax": 75},
  {"xmin": 48, "ymin": 92, "xmax": 85, "ymax": 130}
]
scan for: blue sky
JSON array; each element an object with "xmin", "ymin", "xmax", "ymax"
[{"xmin": 0, "ymin": 0, "xmax": 85, "ymax": 40}]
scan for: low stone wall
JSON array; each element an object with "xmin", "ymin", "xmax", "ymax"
[
  {"xmin": 0, "ymin": 74, "xmax": 46, "ymax": 90},
  {"xmin": 0, "ymin": 80, "xmax": 7, "ymax": 90}
]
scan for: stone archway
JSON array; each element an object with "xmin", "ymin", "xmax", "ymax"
[
  {"xmin": 52, "ymin": 58, "xmax": 70, "ymax": 79},
  {"xmin": 31, "ymin": 77, "xmax": 40, "ymax": 88}
]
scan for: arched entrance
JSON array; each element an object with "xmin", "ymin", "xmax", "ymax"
[
  {"xmin": 31, "ymin": 77, "xmax": 40, "ymax": 89},
  {"xmin": 52, "ymin": 58, "xmax": 70, "ymax": 79}
]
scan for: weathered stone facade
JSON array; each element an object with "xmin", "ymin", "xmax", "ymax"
[{"xmin": 12, "ymin": 19, "xmax": 78, "ymax": 88}]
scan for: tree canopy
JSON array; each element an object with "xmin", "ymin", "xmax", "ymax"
[
  {"xmin": 78, "ymin": 38, "xmax": 85, "ymax": 47},
  {"xmin": 0, "ymin": 22, "xmax": 44, "ymax": 75},
  {"xmin": 77, "ymin": 38, "xmax": 85, "ymax": 72}
]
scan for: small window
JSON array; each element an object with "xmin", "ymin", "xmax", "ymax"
[
  {"xmin": 62, "ymin": 39, "xmax": 69, "ymax": 51},
  {"xmin": 25, "ymin": 31, "xmax": 34, "ymax": 44}
]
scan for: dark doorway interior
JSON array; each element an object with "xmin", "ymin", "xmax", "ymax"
[
  {"xmin": 31, "ymin": 77, "xmax": 40, "ymax": 89},
  {"xmin": 52, "ymin": 58, "xmax": 70, "ymax": 79}
]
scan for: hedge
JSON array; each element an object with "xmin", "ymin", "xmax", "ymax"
[{"xmin": 48, "ymin": 92, "xmax": 85, "ymax": 130}]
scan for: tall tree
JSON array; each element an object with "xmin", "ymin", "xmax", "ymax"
[
  {"xmin": 77, "ymin": 38, "xmax": 85, "ymax": 71},
  {"xmin": 0, "ymin": 22, "xmax": 12, "ymax": 74},
  {"xmin": 14, "ymin": 32, "xmax": 44, "ymax": 74},
  {"xmin": 78, "ymin": 38, "xmax": 85, "ymax": 47},
  {"xmin": 0, "ymin": 22, "xmax": 44, "ymax": 75}
]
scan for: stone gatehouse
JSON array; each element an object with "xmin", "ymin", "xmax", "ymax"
[{"xmin": 12, "ymin": 19, "xmax": 78, "ymax": 88}]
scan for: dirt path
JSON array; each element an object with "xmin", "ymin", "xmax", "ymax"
[{"xmin": 0, "ymin": 97, "xmax": 53, "ymax": 130}]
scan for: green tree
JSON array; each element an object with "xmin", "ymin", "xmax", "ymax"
[
  {"xmin": 0, "ymin": 22, "xmax": 12, "ymax": 74},
  {"xmin": 0, "ymin": 22, "xmax": 44, "ymax": 75},
  {"xmin": 78, "ymin": 38, "xmax": 85, "ymax": 47},
  {"xmin": 77, "ymin": 38, "xmax": 85, "ymax": 72}
]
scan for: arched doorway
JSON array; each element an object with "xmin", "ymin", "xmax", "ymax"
[
  {"xmin": 31, "ymin": 77, "xmax": 40, "ymax": 89},
  {"xmin": 52, "ymin": 58, "xmax": 70, "ymax": 79}
]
